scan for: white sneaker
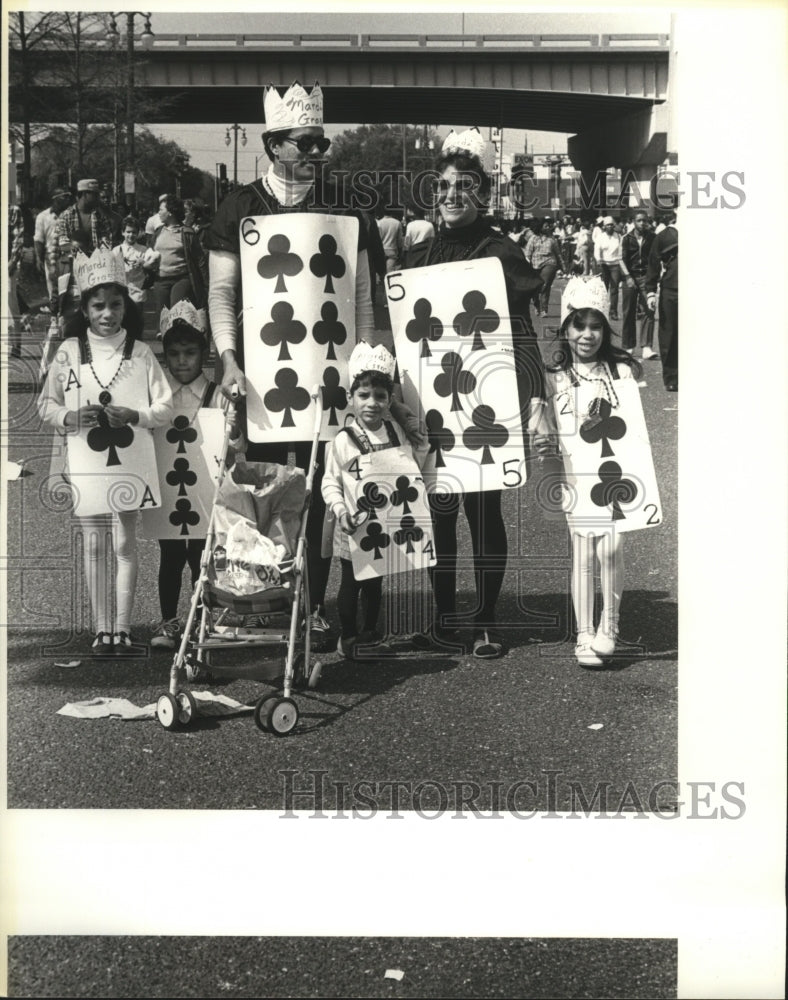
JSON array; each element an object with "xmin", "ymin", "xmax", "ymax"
[
  {"xmin": 642, "ymin": 347, "xmax": 658, "ymax": 360},
  {"xmin": 575, "ymin": 631, "xmax": 603, "ymax": 667},
  {"xmin": 591, "ymin": 626, "xmax": 618, "ymax": 658},
  {"xmin": 151, "ymin": 618, "xmax": 181, "ymax": 649}
]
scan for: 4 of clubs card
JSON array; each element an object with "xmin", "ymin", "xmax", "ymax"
[
  {"xmin": 239, "ymin": 213, "xmax": 358, "ymax": 443},
  {"xmin": 388, "ymin": 257, "xmax": 528, "ymax": 494},
  {"xmin": 344, "ymin": 448, "xmax": 436, "ymax": 582}
]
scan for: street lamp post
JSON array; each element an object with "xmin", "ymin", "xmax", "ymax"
[
  {"xmin": 108, "ymin": 12, "xmax": 154, "ymax": 211},
  {"xmin": 225, "ymin": 124, "xmax": 247, "ymax": 186}
]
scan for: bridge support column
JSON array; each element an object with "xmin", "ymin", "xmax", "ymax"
[{"xmin": 568, "ymin": 103, "xmax": 669, "ymax": 211}]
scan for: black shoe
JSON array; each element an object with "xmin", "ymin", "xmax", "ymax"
[
  {"xmin": 91, "ymin": 631, "xmax": 114, "ymax": 655},
  {"xmin": 113, "ymin": 631, "xmax": 143, "ymax": 656},
  {"xmin": 412, "ymin": 625, "xmax": 464, "ymax": 652}
]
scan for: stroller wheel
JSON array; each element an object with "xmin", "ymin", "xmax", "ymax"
[
  {"xmin": 307, "ymin": 661, "xmax": 323, "ymax": 689},
  {"xmin": 176, "ymin": 690, "xmax": 198, "ymax": 726},
  {"xmin": 157, "ymin": 693, "xmax": 180, "ymax": 730},
  {"xmin": 267, "ymin": 697, "xmax": 299, "ymax": 736},
  {"xmin": 254, "ymin": 693, "xmax": 280, "ymax": 732},
  {"xmin": 289, "ymin": 652, "xmax": 306, "ymax": 689}
]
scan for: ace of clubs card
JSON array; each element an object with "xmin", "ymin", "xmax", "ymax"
[
  {"xmin": 387, "ymin": 256, "xmax": 527, "ymax": 495},
  {"xmin": 551, "ymin": 373, "xmax": 662, "ymax": 534},
  {"xmin": 239, "ymin": 212, "xmax": 358, "ymax": 443},
  {"xmin": 345, "ymin": 448, "xmax": 436, "ymax": 581}
]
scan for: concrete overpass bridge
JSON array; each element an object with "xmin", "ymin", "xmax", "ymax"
[{"xmin": 10, "ymin": 32, "xmax": 674, "ymax": 185}]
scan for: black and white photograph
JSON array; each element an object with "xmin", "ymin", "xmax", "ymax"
[{"xmin": 1, "ymin": 3, "xmax": 785, "ymax": 998}]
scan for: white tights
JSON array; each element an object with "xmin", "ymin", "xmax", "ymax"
[
  {"xmin": 571, "ymin": 529, "xmax": 624, "ymax": 637},
  {"xmin": 78, "ymin": 511, "xmax": 138, "ymax": 634}
]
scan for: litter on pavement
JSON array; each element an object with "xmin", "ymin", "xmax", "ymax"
[{"xmin": 57, "ymin": 691, "xmax": 254, "ymax": 721}]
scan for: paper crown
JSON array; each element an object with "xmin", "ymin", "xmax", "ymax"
[
  {"xmin": 74, "ymin": 248, "xmax": 127, "ymax": 295},
  {"xmin": 561, "ymin": 276, "xmax": 610, "ymax": 324},
  {"xmin": 348, "ymin": 342, "xmax": 396, "ymax": 380},
  {"xmin": 441, "ymin": 127, "xmax": 486, "ymax": 160},
  {"xmin": 159, "ymin": 299, "xmax": 208, "ymax": 338},
  {"xmin": 263, "ymin": 80, "xmax": 324, "ymax": 132}
]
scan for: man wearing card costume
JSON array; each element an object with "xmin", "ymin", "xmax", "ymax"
[
  {"xmin": 205, "ymin": 81, "xmax": 418, "ymax": 636},
  {"xmin": 404, "ymin": 129, "xmax": 545, "ymax": 659}
]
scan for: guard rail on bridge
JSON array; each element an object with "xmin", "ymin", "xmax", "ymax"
[{"xmin": 11, "ymin": 31, "xmax": 669, "ymax": 51}]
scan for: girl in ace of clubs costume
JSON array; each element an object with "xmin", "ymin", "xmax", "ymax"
[
  {"xmin": 38, "ymin": 249, "xmax": 173, "ymax": 655},
  {"xmin": 534, "ymin": 277, "xmax": 642, "ymax": 666}
]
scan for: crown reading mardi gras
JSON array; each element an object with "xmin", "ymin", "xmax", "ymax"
[
  {"xmin": 441, "ymin": 127, "xmax": 486, "ymax": 159},
  {"xmin": 74, "ymin": 248, "xmax": 127, "ymax": 295},
  {"xmin": 263, "ymin": 80, "xmax": 324, "ymax": 132},
  {"xmin": 348, "ymin": 342, "xmax": 396, "ymax": 380},
  {"xmin": 561, "ymin": 276, "xmax": 610, "ymax": 323},
  {"xmin": 159, "ymin": 299, "xmax": 208, "ymax": 337}
]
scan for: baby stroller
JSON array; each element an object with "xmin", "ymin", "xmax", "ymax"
[{"xmin": 156, "ymin": 386, "xmax": 323, "ymax": 736}]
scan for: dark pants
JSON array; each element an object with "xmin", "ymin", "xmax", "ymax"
[
  {"xmin": 158, "ymin": 539, "xmax": 205, "ymax": 620},
  {"xmin": 245, "ymin": 439, "xmax": 329, "ymax": 609},
  {"xmin": 337, "ymin": 558, "xmax": 383, "ymax": 639},
  {"xmin": 428, "ymin": 489, "xmax": 507, "ymax": 631},
  {"xmin": 153, "ymin": 275, "xmax": 195, "ymax": 317},
  {"xmin": 534, "ymin": 263, "xmax": 558, "ymax": 314},
  {"xmin": 658, "ymin": 286, "xmax": 679, "ymax": 387},
  {"xmin": 598, "ymin": 263, "xmax": 623, "ymax": 317},
  {"xmin": 621, "ymin": 274, "xmax": 654, "ymax": 351}
]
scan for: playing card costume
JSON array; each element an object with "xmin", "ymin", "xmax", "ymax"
[
  {"xmin": 37, "ymin": 248, "xmax": 173, "ymax": 653},
  {"xmin": 204, "ymin": 80, "xmax": 410, "ymax": 632},
  {"xmin": 38, "ymin": 249, "xmax": 172, "ymax": 517},
  {"xmin": 401, "ymin": 129, "xmax": 545, "ymax": 658}
]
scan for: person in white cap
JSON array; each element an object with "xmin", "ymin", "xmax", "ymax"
[
  {"xmin": 534, "ymin": 276, "xmax": 642, "ymax": 666},
  {"xmin": 204, "ymin": 81, "xmax": 420, "ymax": 638},
  {"xmin": 405, "ymin": 128, "xmax": 545, "ymax": 659}
]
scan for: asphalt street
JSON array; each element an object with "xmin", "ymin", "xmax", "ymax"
[
  {"xmin": 6, "ymin": 936, "xmax": 677, "ymax": 998},
  {"xmin": 4, "ymin": 274, "xmax": 677, "ymax": 813}
]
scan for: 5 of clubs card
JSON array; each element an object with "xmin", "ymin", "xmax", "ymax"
[{"xmin": 387, "ymin": 257, "xmax": 527, "ymax": 495}]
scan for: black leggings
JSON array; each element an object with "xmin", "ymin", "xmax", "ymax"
[
  {"xmin": 158, "ymin": 539, "xmax": 205, "ymax": 620},
  {"xmin": 245, "ymin": 440, "xmax": 330, "ymax": 609},
  {"xmin": 428, "ymin": 490, "xmax": 507, "ymax": 629},
  {"xmin": 337, "ymin": 558, "xmax": 383, "ymax": 639}
]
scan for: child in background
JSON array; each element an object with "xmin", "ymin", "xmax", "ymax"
[
  {"xmin": 534, "ymin": 277, "xmax": 642, "ymax": 666},
  {"xmin": 38, "ymin": 249, "xmax": 173, "ymax": 654},
  {"xmin": 113, "ymin": 216, "xmax": 148, "ymax": 305},
  {"xmin": 322, "ymin": 343, "xmax": 421, "ymax": 660},
  {"xmin": 150, "ymin": 300, "xmax": 244, "ymax": 649}
]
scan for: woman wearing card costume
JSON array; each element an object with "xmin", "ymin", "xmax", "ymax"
[
  {"xmin": 38, "ymin": 249, "xmax": 173, "ymax": 655},
  {"xmin": 405, "ymin": 129, "xmax": 545, "ymax": 659},
  {"xmin": 205, "ymin": 81, "xmax": 420, "ymax": 638}
]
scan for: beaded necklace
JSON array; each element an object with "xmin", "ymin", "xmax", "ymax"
[
  {"xmin": 569, "ymin": 360, "xmax": 620, "ymax": 429},
  {"xmin": 83, "ymin": 332, "xmax": 134, "ymax": 406}
]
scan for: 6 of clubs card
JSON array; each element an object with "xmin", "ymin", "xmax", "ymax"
[
  {"xmin": 388, "ymin": 257, "xmax": 528, "ymax": 495},
  {"xmin": 239, "ymin": 212, "xmax": 358, "ymax": 443}
]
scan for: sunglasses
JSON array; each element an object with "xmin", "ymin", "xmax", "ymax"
[
  {"xmin": 430, "ymin": 175, "xmax": 483, "ymax": 203},
  {"xmin": 281, "ymin": 135, "xmax": 332, "ymax": 155}
]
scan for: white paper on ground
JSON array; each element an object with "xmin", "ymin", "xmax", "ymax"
[{"xmin": 57, "ymin": 692, "xmax": 254, "ymax": 721}]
